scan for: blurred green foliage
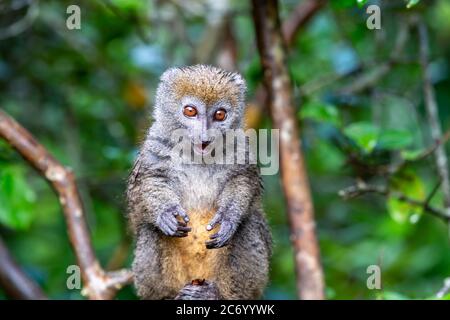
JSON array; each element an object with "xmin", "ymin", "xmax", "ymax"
[{"xmin": 0, "ymin": 0, "xmax": 449, "ymax": 300}]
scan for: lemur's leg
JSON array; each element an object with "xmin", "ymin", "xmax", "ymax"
[{"xmin": 133, "ymin": 225, "xmax": 178, "ymax": 300}]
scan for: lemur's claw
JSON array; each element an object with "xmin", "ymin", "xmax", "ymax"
[
  {"xmin": 205, "ymin": 218, "xmax": 234, "ymax": 249},
  {"xmin": 156, "ymin": 205, "xmax": 191, "ymax": 237}
]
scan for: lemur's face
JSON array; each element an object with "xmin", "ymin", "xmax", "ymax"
[
  {"xmin": 156, "ymin": 65, "xmax": 247, "ymax": 155},
  {"xmin": 176, "ymin": 95, "xmax": 234, "ymax": 154}
]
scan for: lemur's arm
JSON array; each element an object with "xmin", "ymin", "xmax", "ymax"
[
  {"xmin": 206, "ymin": 165, "xmax": 262, "ymax": 249},
  {"xmin": 127, "ymin": 154, "xmax": 190, "ymax": 237}
]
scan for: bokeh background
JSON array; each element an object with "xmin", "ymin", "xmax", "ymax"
[{"xmin": 0, "ymin": 0, "xmax": 449, "ymax": 299}]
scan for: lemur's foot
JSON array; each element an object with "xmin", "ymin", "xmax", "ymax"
[
  {"xmin": 156, "ymin": 204, "xmax": 191, "ymax": 237},
  {"xmin": 175, "ymin": 279, "xmax": 220, "ymax": 300}
]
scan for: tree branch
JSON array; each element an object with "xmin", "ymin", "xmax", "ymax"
[
  {"xmin": 386, "ymin": 129, "xmax": 450, "ymax": 176},
  {"xmin": 0, "ymin": 109, "xmax": 133, "ymax": 300},
  {"xmin": 340, "ymin": 17, "xmax": 411, "ymax": 95},
  {"xmin": 0, "ymin": 235, "xmax": 47, "ymax": 300},
  {"xmin": 417, "ymin": 19, "xmax": 450, "ymax": 218},
  {"xmin": 339, "ymin": 182, "xmax": 450, "ymax": 222},
  {"xmin": 216, "ymin": 15, "xmax": 238, "ymax": 72},
  {"xmin": 252, "ymin": 0, "xmax": 325, "ymax": 300},
  {"xmin": 282, "ymin": 0, "xmax": 326, "ymax": 47},
  {"xmin": 412, "ymin": 130, "xmax": 450, "ymax": 163},
  {"xmin": 0, "ymin": 0, "xmax": 39, "ymax": 40},
  {"xmin": 251, "ymin": 0, "xmax": 326, "ymax": 128}
]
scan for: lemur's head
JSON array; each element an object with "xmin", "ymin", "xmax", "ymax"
[{"xmin": 154, "ymin": 65, "xmax": 247, "ymax": 154}]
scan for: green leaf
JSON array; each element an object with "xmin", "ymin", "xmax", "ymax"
[
  {"xmin": 401, "ymin": 149, "xmax": 425, "ymax": 161},
  {"xmin": 110, "ymin": 0, "xmax": 145, "ymax": 11},
  {"xmin": 377, "ymin": 129, "xmax": 413, "ymax": 150},
  {"xmin": 343, "ymin": 122, "xmax": 380, "ymax": 153},
  {"xmin": 406, "ymin": 0, "xmax": 420, "ymax": 9},
  {"xmin": 299, "ymin": 100, "xmax": 341, "ymax": 127},
  {"xmin": 331, "ymin": 0, "xmax": 358, "ymax": 9},
  {"xmin": 387, "ymin": 197, "xmax": 415, "ymax": 224},
  {"xmin": 439, "ymin": 293, "xmax": 450, "ymax": 300},
  {"xmin": 381, "ymin": 291, "xmax": 410, "ymax": 300},
  {"xmin": 387, "ymin": 170, "xmax": 425, "ymax": 224},
  {"xmin": 356, "ymin": 0, "xmax": 369, "ymax": 8},
  {"xmin": 0, "ymin": 165, "xmax": 36, "ymax": 230}
]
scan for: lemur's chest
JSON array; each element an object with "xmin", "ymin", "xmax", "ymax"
[
  {"xmin": 162, "ymin": 165, "xmax": 225, "ymax": 289},
  {"xmin": 176, "ymin": 165, "xmax": 223, "ymax": 211}
]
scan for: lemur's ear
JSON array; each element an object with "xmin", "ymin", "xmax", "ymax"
[
  {"xmin": 231, "ymin": 71, "xmax": 247, "ymax": 96},
  {"xmin": 160, "ymin": 67, "xmax": 182, "ymax": 84},
  {"xmin": 235, "ymin": 73, "xmax": 247, "ymax": 104}
]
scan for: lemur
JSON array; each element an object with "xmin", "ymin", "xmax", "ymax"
[{"xmin": 126, "ymin": 65, "xmax": 272, "ymax": 300}]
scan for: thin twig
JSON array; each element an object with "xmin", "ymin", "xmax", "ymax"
[
  {"xmin": 0, "ymin": 235, "xmax": 47, "ymax": 300},
  {"xmin": 417, "ymin": 18, "xmax": 450, "ymax": 218},
  {"xmin": 423, "ymin": 178, "xmax": 442, "ymax": 209},
  {"xmin": 96, "ymin": 0, "xmax": 151, "ymax": 43},
  {"xmin": 0, "ymin": 109, "xmax": 133, "ymax": 300},
  {"xmin": 282, "ymin": 0, "xmax": 327, "ymax": 47},
  {"xmin": 416, "ymin": 130, "xmax": 450, "ymax": 161},
  {"xmin": 340, "ymin": 17, "xmax": 411, "ymax": 95},
  {"xmin": 0, "ymin": 0, "xmax": 39, "ymax": 40},
  {"xmin": 339, "ymin": 182, "xmax": 450, "ymax": 221},
  {"xmin": 252, "ymin": 0, "xmax": 325, "ymax": 300},
  {"xmin": 387, "ymin": 129, "xmax": 450, "ymax": 175}
]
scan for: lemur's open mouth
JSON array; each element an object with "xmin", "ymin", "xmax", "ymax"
[
  {"xmin": 201, "ymin": 141, "xmax": 210, "ymax": 150},
  {"xmin": 193, "ymin": 141, "xmax": 212, "ymax": 155}
]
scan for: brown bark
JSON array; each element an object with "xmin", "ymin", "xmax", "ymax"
[
  {"xmin": 0, "ymin": 235, "xmax": 47, "ymax": 300},
  {"xmin": 252, "ymin": 0, "xmax": 326, "ymax": 127},
  {"xmin": 216, "ymin": 16, "xmax": 238, "ymax": 72},
  {"xmin": 251, "ymin": 0, "xmax": 325, "ymax": 300},
  {"xmin": 0, "ymin": 109, "xmax": 133, "ymax": 300},
  {"xmin": 282, "ymin": 0, "xmax": 326, "ymax": 47}
]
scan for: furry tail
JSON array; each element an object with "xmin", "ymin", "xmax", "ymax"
[{"xmin": 174, "ymin": 279, "xmax": 220, "ymax": 300}]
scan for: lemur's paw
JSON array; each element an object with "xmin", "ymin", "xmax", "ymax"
[
  {"xmin": 205, "ymin": 210, "xmax": 237, "ymax": 249},
  {"xmin": 175, "ymin": 280, "xmax": 220, "ymax": 300},
  {"xmin": 156, "ymin": 204, "xmax": 191, "ymax": 237}
]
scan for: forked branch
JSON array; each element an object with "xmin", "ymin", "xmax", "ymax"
[
  {"xmin": 0, "ymin": 109, "xmax": 133, "ymax": 300},
  {"xmin": 0, "ymin": 235, "xmax": 47, "ymax": 300},
  {"xmin": 252, "ymin": 0, "xmax": 325, "ymax": 300}
]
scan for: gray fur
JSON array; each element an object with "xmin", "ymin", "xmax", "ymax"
[{"xmin": 126, "ymin": 65, "xmax": 272, "ymax": 299}]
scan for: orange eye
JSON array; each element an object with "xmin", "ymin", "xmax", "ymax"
[
  {"xmin": 214, "ymin": 109, "xmax": 227, "ymax": 121},
  {"xmin": 183, "ymin": 105, "xmax": 198, "ymax": 117}
]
